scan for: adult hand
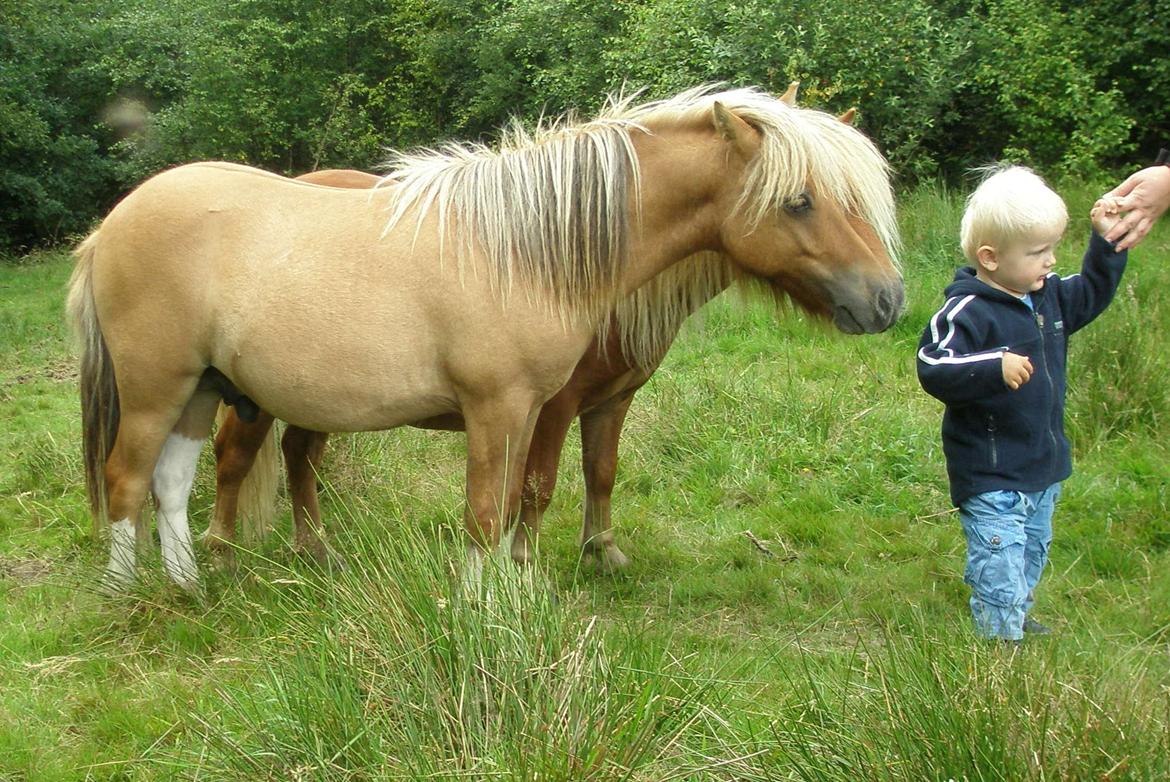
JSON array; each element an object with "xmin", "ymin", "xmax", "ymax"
[
  {"xmin": 1002, "ymin": 352, "xmax": 1033, "ymax": 391},
  {"xmin": 1102, "ymin": 165, "xmax": 1170, "ymax": 250}
]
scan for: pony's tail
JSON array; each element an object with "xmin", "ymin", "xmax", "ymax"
[
  {"xmin": 67, "ymin": 231, "xmax": 119, "ymax": 536},
  {"xmin": 214, "ymin": 404, "xmax": 278, "ymax": 542}
]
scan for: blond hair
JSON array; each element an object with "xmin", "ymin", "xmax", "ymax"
[{"xmin": 959, "ymin": 165, "xmax": 1067, "ymax": 263}]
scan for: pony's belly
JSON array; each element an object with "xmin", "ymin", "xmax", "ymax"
[
  {"xmin": 246, "ymin": 373, "xmax": 457, "ymax": 433},
  {"xmin": 219, "ymin": 334, "xmax": 458, "ymax": 433}
]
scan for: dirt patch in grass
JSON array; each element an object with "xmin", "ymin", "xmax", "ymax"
[
  {"xmin": 3, "ymin": 357, "xmax": 77, "ymax": 386},
  {"xmin": 0, "ymin": 555, "xmax": 53, "ymax": 584}
]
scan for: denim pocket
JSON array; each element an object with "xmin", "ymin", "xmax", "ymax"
[{"xmin": 960, "ymin": 493, "xmax": 1028, "ymax": 608}]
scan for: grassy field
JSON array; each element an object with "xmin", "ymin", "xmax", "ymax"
[{"xmin": 1, "ymin": 181, "xmax": 1168, "ymax": 780}]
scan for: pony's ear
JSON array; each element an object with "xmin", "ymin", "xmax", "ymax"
[
  {"xmin": 713, "ymin": 102, "xmax": 760, "ymax": 159},
  {"xmin": 838, "ymin": 107, "xmax": 857, "ymax": 125},
  {"xmin": 779, "ymin": 80, "xmax": 800, "ymax": 106}
]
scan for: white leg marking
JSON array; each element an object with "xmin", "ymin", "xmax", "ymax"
[
  {"xmin": 152, "ymin": 433, "xmax": 204, "ymax": 588},
  {"xmin": 105, "ymin": 518, "xmax": 137, "ymax": 588},
  {"xmin": 463, "ymin": 544, "xmax": 486, "ymax": 598}
]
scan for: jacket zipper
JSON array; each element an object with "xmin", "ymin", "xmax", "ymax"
[
  {"xmin": 1034, "ymin": 310, "xmax": 1059, "ymax": 467},
  {"xmin": 987, "ymin": 414, "xmax": 998, "ymax": 468}
]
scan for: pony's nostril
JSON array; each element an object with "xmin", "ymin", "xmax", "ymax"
[
  {"xmin": 873, "ymin": 282, "xmax": 905, "ymax": 327},
  {"xmin": 881, "ymin": 282, "xmax": 905, "ymax": 318}
]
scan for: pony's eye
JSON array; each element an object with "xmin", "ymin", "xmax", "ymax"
[{"xmin": 785, "ymin": 192, "xmax": 813, "ymax": 214}]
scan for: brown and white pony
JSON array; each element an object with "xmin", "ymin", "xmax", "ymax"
[{"xmin": 69, "ymin": 85, "xmax": 903, "ymax": 590}]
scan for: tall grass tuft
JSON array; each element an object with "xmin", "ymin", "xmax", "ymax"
[
  {"xmin": 720, "ymin": 625, "xmax": 1170, "ymax": 781},
  {"xmin": 177, "ymin": 499, "xmax": 734, "ymax": 780}
]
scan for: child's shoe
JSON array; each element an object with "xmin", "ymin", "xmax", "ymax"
[{"xmin": 1023, "ymin": 618, "xmax": 1052, "ymax": 635}]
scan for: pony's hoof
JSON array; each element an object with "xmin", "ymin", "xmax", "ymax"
[
  {"xmin": 202, "ymin": 535, "xmax": 238, "ymax": 571},
  {"xmin": 600, "ymin": 548, "xmax": 630, "ymax": 572},
  {"xmin": 100, "ymin": 568, "xmax": 136, "ymax": 596},
  {"xmin": 211, "ymin": 549, "xmax": 238, "ymax": 572},
  {"xmin": 173, "ymin": 578, "xmax": 205, "ymax": 600},
  {"xmin": 510, "ymin": 534, "xmax": 536, "ymax": 567},
  {"xmin": 323, "ymin": 551, "xmax": 347, "ymax": 572},
  {"xmin": 584, "ymin": 543, "xmax": 630, "ymax": 572},
  {"xmin": 296, "ymin": 542, "xmax": 345, "ymax": 571}
]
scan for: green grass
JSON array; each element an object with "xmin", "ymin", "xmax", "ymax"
[{"xmin": 2, "ymin": 182, "xmax": 1168, "ymax": 780}]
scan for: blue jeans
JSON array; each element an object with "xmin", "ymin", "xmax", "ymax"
[{"xmin": 958, "ymin": 484, "xmax": 1061, "ymax": 641}]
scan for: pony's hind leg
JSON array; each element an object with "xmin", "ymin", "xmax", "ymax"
[
  {"xmin": 104, "ymin": 440, "xmax": 153, "ymax": 589},
  {"xmin": 281, "ymin": 426, "xmax": 335, "ymax": 563},
  {"xmin": 151, "ymin": 389, "xmax": 220, "ymax": 589},
  {"xmin": 579, "ymin": 391, "xmax": 636, "ymax": 571},
  {"xmin": 208, "ymin": 408, "xmax": 276, "ymax": 565},
  {"xmin": 102, "ymin": 375, "xmax": 203, "ymax": 590}
]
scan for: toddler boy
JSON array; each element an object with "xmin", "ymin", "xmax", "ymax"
[{"xmin": 917, "ymin": 166, "xmax": 1126, "ymax": 642}]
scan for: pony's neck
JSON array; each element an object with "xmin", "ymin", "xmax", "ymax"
[{"xmin": 621, "ymin": 123, "xmax": 731, "ymax": 296}]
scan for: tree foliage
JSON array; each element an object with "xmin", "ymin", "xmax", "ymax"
[{"xmin": 1, "ymin": 0, "xmax": 1164, "ymax": 251}]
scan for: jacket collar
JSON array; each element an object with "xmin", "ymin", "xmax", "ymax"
[{"xmin": 944, "ymin": 266, "xmax": 1049, "ymax": 306}]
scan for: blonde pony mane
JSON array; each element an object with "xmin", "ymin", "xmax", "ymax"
[
  {"xmin": 380, "ymin": 85, "xmax": 899, "ymax": 330},
  {"xmin": 611, "ymin": 252, "xmax": 738, "ymax": 370}
]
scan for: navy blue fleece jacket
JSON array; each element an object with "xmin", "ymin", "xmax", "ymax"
[{"xmin": 917, "ymin": 232, "xmax": 1127, "ymax": 505}]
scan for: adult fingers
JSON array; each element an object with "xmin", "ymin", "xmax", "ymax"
[
  {"xmin": 1115, "ymin": 217, "xmax": 1152, "ymax": 251},
  {"xmin": 1104, "ymin": 172, "xmax": 1141, "ymax": 201},
  {"xmin": 1105, "ymin": 214, "xmax": 1132, "ymax": 243},
  {"xmin": 1106, "ymin": 208, "xmax": 1143, "ymax": 244}
]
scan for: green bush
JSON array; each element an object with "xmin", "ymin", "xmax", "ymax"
[
  {"xmin": 1, "ymin": 0, "xmax": 1166, "ymax": 251},
  {"xmin": 451, "ymin": 0, "xmax": 630, "ymax": 133},
  {"xmin": 0, "ymin": 1, "xmax": 122, "ymax": 250},
  {"xmin": 935, "ymin": 0, "xmax": 1134, "ymax": 176},
  {"xmin": 607, "ymin": 0, "xmax": 970, "ymax": 180},
  {"xmin": 121, "ymin": 0, "xmax": 435, "ymax": 175},
  {"xmin": 1072, "ymin": 0, "xmax": 1170, "ymax": 160}
]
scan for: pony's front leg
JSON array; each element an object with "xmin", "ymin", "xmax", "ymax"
[
  {"xmin": 462, "ymin": 396, "xmax": 541, "ymax": 590},
  {"xmin": 208, "ymin": 408, "xmax": 276, "ymax": 565},
  {"xmin": 511, "ymin": 393, "xmax": 578, "ymax": 566},
  {"xmin": 579, "ymin": 391, "xmax": 636, "ymax": 571}
]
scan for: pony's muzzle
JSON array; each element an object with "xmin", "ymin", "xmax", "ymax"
[{"xmin": 832, "ymin": 274, "xmax": 905, "ymax": 334}]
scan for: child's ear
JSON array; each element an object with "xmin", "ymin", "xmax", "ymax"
[{"xmin": 976, "ymin": 245, "xmax": 998, "ymax": 271}]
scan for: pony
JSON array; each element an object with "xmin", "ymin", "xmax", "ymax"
[
  {"xmin": 208, "ymin": 87, "xmax": 876, "ymax": 572},
  {"xmin": 208, "ymin": 236, "xmax": 737, "ymax": 571},
  {"xmin": 69, "ymin": 84, "xmax": 903, "ymax": 590}
]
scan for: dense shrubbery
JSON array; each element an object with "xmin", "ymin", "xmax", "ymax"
[{"xmin": 1, "ymin": 0, "xmax": 1165, "ymax": 251}]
